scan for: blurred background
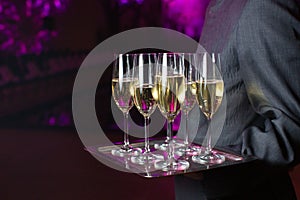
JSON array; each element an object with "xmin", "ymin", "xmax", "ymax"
[
  {"xmin": 0, "ymin": 0, "xmax": 299, "ymax": 199},
  {"xmin": 0, "ymin": 0, "xmax": 208, "ymax": 129}
]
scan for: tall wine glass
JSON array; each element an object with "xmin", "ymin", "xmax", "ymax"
[
  {"xmin": 130, "ymin": 53, "xmax": 164, "ymax": 165},
  {"xmin": 154, "ymin": 53, "xmax": 190, "ymax": 171},
  {"xmin": 176, "ymin": 53, "xmax": 200, "ymax": 156},
  {"xmin": 111, "ymin": 54, "xmax": 137, "ymax": 157},
  {"xmin": 192, "ymin": 53, "xmax": 225, "ymax": 164}
]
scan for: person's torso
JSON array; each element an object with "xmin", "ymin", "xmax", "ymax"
[{"xmin": 198, "ymin": 0, "xmax": 258, "ymax": 147}]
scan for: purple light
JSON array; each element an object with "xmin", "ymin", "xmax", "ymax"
[
  {"xmin": 34, "ymin": 41, "xmax": 43, "ymax": 53},
  {"xmin": 0, "ymin": 24, "xmax": 5, "ymax": 30},
  {"xmin": 162, "ymin": 0, "xmax": 209, "ymax": 38},
  {"xmin": 26, "ymin": 0, "xmax": 33, "ymax": 16},
  {"xmin": 54, "ymin": 0, "xmax": 62, "ymax": 8},
  {"xmin": 35, "ymin": 0, "xmax": 43, "ymax": 7},
  {"xmin": 120, "ymin": 0, "xmax": 129, "ymax": 5},
  {"xmin": 0, "ymin": 0, "xmax": 69, "ymax": 55},
  {"xmin": 42, "ymin": 2, "xmax": 50, "ymax": 17},
  {"xmin": 117, "ymin": 0, "xmax": 145, "ymax": 5},
  {"xmin": 49, "ymin": 116, "xmax": 56, "ymax": 126},
  {"xmin": 20, "ymin": 43, "xmax": 27, "ymax": 55},
  {"xmin": 136, "ymin": 0, "xmax": 144, "ymax": 4},
  {"xmin": 173, "ymin": 114, "xmax": 181, "ymax": 131},
  {"xmin": 1, "ymin": 38, "xmax": 14, "ymax": 49},
  {"xmin": 58, "ymin": 112, "xmax": 72, "ymax": 126}
]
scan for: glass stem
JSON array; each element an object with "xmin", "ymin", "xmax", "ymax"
[
  {"xmin": 205, "ymin": 117, "xmax": 212, "ymax": 153},
  {"xmin": 167, "ymin": 120, "xmax": 175, "ymax": 165},
  {"xmin": 184, "ymin": 111, "xmax": 189, "ymax": 147},
  {"xmin": 123, "ymin": 112, "xmax": 130, "ymax": 148},
  {"xmin": 144, "ymin": 116, "xmax": 150, "ymax": 153},
  {"xmin": 165, "ymin": 120, "xmax": 171, "ymax": 143}
]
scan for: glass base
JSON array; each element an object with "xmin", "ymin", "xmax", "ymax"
[
  {"xmin": 175, "ymin": 145, "xmax": 201, "ymax": 157},
  {"xmin": 154, "ymin": 141, "xmax": 184, "ymax": 151},
  {"xmin": 131, "ymin": 152, "xmax": 164, "ymax": 165},
  {"xmin": 111, "ymin": 146, "xmax": 141, "ymax": 157},
  {"xmin": 154, "ymin": 159, "xmax": 190, "ymax": 172},
  {"xmin": 192, "ymin": 152, "xmax": 225, "ymax": 165}
]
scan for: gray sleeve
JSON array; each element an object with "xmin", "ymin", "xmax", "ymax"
[{"xmin": 236, "ymin": 0, "xmax": 300, "ymax": 166}]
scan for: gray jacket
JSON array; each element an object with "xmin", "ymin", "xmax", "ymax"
[{"xmin": 175, "ymin": 0, "xmax": 300, "ymax": 199}]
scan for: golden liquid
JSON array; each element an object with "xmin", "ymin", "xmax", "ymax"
[
  {"xmin": 156, "ymin": 75, "xmax": 185, "ymax": 121},
  {"xmin": 112, "ymin": 78, "xmax": 133, "ymax": 113},
  {"xmin": 196, "ymin": 79, "xmax": 224, "ymax": 118},
  {"xmin": 133, "ymin": 84, "xmax": 157, "ymax": 117}
]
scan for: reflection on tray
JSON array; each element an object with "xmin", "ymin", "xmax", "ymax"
[{"xmin": 86, "ymin": 139, "xmax": 256, "ymax": 178}]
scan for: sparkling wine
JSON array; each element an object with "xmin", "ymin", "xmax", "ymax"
[
  {"xmin": 181, "ymin": 81, "xmax": 197, "ymax": 114},
  {"xmin": 196, "ymin": 79, "xmax": 224, "ymax": 118},
  {"xmin": 156, "ymin": 75, "xmax": 185, "ymax": 121},
  {"xmin": 112, "ymin": 78, "xmax": 134, "ymax": 113},
  {"xmin": 133, "ymin": 84, "xmax": 157, "ymax": 117}
]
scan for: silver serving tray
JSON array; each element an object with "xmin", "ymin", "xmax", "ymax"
[{"xmin": 86, "ymin": 139, "xmax": 256, "ymax": 178}]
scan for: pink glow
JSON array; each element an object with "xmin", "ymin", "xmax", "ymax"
[
  {"xmin": 120, "ymin": 0, "xmax": 129, "ymax": 4},
  {"xmin": 35, "ymin": 0, "xmax": 43, "ymax": 7},
  {"xmin": 54, "ymin": 0, "xmax": 62, "ymax": 8},
  {"xmin": 0, "ymin": 24, "xmax": 5, "ymax": 30},
  {"xmin": 49, "ymin": 117, "xmax": 56, "ymax": 126},
  {"xmin": 0, "ymin": 0, "xmax": 69, "ymax": 55},
  {"xmin": 42, "ymin": 3, "xmax": 50, "ymax": 17},
  {"xmin": 163, "ymin": 0, "xmax": 209, "ymax": 38}
]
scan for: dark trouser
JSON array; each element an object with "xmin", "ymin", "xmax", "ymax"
[{"xmin": 174, "ymin": 161, "xmax": 297, "ymax": 200}]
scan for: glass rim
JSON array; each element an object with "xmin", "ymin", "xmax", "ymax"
[
  {"xmin": 156, "ymin": 52, "xmax": 217, "ymax": 56},
  {"xmin": 114, "ymin": 52, "xmax": 221, "ymax": 55},
  {"xmin": 114, "ymin": 52, "xmax": 158, "ymax": 57}
]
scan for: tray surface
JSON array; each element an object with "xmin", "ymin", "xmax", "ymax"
[{"xmin": 86, "ymin": 139, "xmax": 256, "ymax": 178}]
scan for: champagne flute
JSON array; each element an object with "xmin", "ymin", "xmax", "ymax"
[
  {"xmin": 154, "ymin": 53, "xmax": 190, "ymax": 171},
  {"xmin": 130, "ymin": 53, "xmax": 164, "ymax": 165},
  {"xmin": 176, "ymin": 53, "xmax": 201, "ymax": 156},
  {"xmin": 111, "ymin": 54, "xmax": 138, "ymax": 157},
  {"xmin": 192, "ymin": 53, "xmax": 225, "ymax": 164}
]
